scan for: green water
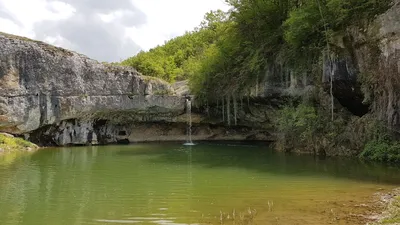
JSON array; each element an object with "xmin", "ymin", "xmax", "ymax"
[{"xmin": 0, "ymin": 142, "xmax": 399, "ymax": 225}]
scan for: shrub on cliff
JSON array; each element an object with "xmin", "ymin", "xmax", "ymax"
[
  {"xmin": 358, "ymin": 120, "xmax": 400, "ymax": 164},
  {"xmin": 276, "ymin": 104, "xmax": 338, "ymax": 154},
  {"xmin": 275, "ymin": 104, "xmax": 319, "ymax": 151},
  {"xmin": 275, "ymin": 103, "xmax": 352, "ymax": 155},
  {"xmin": 360, "ymin": 140, "xmax": 400, "ymax": 164}
]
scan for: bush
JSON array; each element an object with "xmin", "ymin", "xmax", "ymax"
[
  {"xmin": 275, "ymin": 103, "xmax": 349, "ymax": 155},
  {"xmin": 275, "ymin": 104, "xmax": 324, "ymax": 153},
  {"xmin": 276, "ymin": 104, "xmax": 319, "ymax": 141},
  {"xmin": 360, "ymin": 140, "xmax": 400, "ymax": 164}
]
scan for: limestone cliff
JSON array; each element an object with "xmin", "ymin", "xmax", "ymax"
[
  {"xmin": 322, "ymin": 0, "xmax": 400, "ymax": 127},
  {"xmin": 0, "ymin": 32, "xmax": 186, "ymax": 144},
  {"xmin": 0, "ymin": 33, "xmax": 271, "ymax": 146}
]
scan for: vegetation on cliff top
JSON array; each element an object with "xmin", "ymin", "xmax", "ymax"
[
  {"xmin": 122, "ymin": 0, "xmax": 389, "ymax": 98},
  {"xmin": 121, "ymin": 0, "xmax": 395, "ymax": 161},
  {"xmin": 0, "ymin": 133, "xmax": 38, "ymax": 153},
  {"xmin": 121, "ymin": 10, "xmax": 228, "ymax": 83}
]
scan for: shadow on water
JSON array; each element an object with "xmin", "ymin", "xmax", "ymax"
[
  {"xmin": 26, "ymin": 141, "xmax": 400, "ymax": 185},
  {"xmin": 117, "ymin": 141, "xmax": 400, "ymax": 185},
  {"xmin": 3, "ymin": 141, "xmax": 399, "ymax": 225}
]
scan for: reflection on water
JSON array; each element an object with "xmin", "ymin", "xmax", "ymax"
[{"xmin": 0, "ymin": 142, "xmax": 399, "ymax": 225}]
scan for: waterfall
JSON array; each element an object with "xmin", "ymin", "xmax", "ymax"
[
  {"xmin": 222, "ymin": 97, "xmax": 225, "ymax": 123},
  {"xmin": 227, "ymin": 95, "xmax": 231, "ymax": 126},
  {"xmin": 233, "ymin": 94, "xmax": 237, "ymax": 126},
  {"xmin": 184, "ymin": 98, "xmax": 195, "ymax": 146}
]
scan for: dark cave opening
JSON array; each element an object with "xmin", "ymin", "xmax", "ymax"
[{"xmin": 330, "ymin": 81, "xmax": 370, "ymax": 117}]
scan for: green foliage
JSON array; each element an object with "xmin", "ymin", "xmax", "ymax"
[
  {"xmin": 275, "ymin": 104, "xmax": 323, "ymax": 152},
  {"xmin": 275, "ymin": 103, "xmax": 349, "ymax": 153},
  {"xmin": 121, "ymin": 10, "xmax": 228, "ymax": 83},
  {"xmin": 121, "ymin": 0, "xmax": 389, "ymax": 100},
  {"xmin": 360, "ymin": 140, "xmax": 400, "ymax": 164},
  {"xmin": 276, "ymin": 104, "xmax": 319, "ymax": 142},
  {"xmin": 284, "ymin": 1, "xmax": 323, "ymax": 49},
  {"xmin": 189, "ymin": 0, "xmax": 390, "ymax": 101},
  {"xmin": 358, "ymin": 120, "xmax": 400, "ymax": 163}
]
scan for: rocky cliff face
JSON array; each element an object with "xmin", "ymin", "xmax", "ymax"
[
  {"xmin": 0, "ymin": 33, "xmax": 271, "ymax": 146},
  {"xmin": 0, "ymin": 33, "xmax": 186, "ymax": 145},
  {"xmin": 360, "ymin": 0, "xmax": 400, "ymax": 128},
  {"xmin": 323, "ymin": 1, "xmax": 400, "ymax": 126}
]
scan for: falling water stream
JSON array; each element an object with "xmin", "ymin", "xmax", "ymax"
[{"xmin": 184, "ymin": 98, "xmax": 195, "ymax": 146}]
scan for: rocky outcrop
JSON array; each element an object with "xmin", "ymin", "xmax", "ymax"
[
  {"xmin": 361, "ymin": 0, "xmax": 400, "ymax": 128},
  {"xmin": 28, "ymin": 120, "xmax": 272, "ymax": 146},
  {"xmin": 322, "ymin": 52, "xmax": 370, "ymax": 117},
  {"xmin": 323, "ymin": 1, "xmax": 400, "ymax": 124},
  {"xmin": 172, "ymin": 80, "xmax": 190, "ymax": 97},
  {"xmin": 0, "ymin": 32, "xmax": 186, "ymax": 144}
]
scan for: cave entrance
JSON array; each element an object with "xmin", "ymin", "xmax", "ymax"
[
  {"xmin": 118, "ymin": 131, "xmax": 127, "ymax": 136},
  {"xmin": 330, "ymin": 81, "xmax": 370, "ymax": 117}
]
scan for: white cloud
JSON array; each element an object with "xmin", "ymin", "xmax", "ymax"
[
  {"xmin": 0, "ymin": 18, "xmax": 31, "ymax": 37},
  {"xmin": 0, "ymin": 0, "xmax": 230, "ymax": 61},
  {"xmin": 1, "ymin": 0, "xmax": 75, "ymax": 36},
  {"xmin": 46, "ymin": 1, "xmax": 76, "ymax": 17},
  {"xmin": 129, "ymin": 0, "xmax": 230, "ymax": 50}
]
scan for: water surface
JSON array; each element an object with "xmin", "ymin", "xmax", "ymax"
[{"xmin": 0, "ymin": 142, "xmax": 399, "ymax": 225}]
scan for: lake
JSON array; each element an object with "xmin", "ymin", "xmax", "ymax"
[{"xmin": 0, "ymin": 142, "xmax": 399, "ymax": 225}]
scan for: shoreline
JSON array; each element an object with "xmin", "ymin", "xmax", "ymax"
[
  {"xmin": 0, "ymin": 133, "xmax": 38, "ymax": 154},
  {"xmin": 371, "ymin": 188, "xmax": 400, "ymax": 225}
]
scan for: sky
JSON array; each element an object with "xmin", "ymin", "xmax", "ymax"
[{"xmin": 0, "ymin": 0, "xmax": 230, "ymax": 62}]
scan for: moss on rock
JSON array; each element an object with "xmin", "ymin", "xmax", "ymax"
[{"xmin": 0, "ymin": 133, "xmax": 38, "ymax": 153}]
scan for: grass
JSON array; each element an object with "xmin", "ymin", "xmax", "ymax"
[
  {"xmin": 372, "ymin": 190, "xmax": 400, "ymax": 225},
  {"xmin": 142, "ymin": 75, "xmax": 162, "ymax": 82},
  {"xmin": 0, "ymin": 133, "xmax": 38, "ymax": 153},
  {"xmin": 199, "ymin": 207, "xmax": 258, "ymax": 225},
  {"xmin": 380, "ymin": 196, "xmax": 400, "ymax": 224},
  {"xmin": 153, "ymin": 89, "xmax": 174, "ymax": 96}
]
